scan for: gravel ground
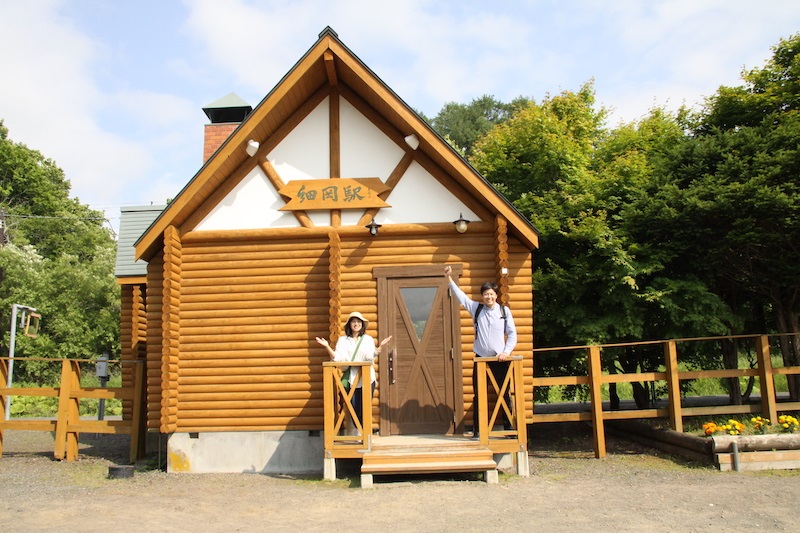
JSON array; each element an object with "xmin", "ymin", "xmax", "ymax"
[{"xmin": 1, "ymin": 423, "xmax": 798, "ymax": 532}]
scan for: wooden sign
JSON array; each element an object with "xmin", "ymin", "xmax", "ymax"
[{"xmin": 279, "ymin": 178, "xmax": 391, "ymax": 211}]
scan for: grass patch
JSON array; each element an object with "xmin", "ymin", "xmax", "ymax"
[{"xmin": 8, "ymin": 374, "xmax": 123, "ymax": 418}]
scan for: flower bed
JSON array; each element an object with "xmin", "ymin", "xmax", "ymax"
[
  {"xmin": 607, "ymin": 416, "xmax": 800, "ymax": 472},
  {"xmin": 704, "ymin": 415, "xmax": 800, "ymax": 471},
  {"xmin": 711, "ymin": 433, "xmax": 800, "ymax": 471}
]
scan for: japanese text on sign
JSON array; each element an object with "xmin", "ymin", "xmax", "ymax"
[{"xmin": 279, "ymin": 178, "xmax": 391, "ymax": 211}]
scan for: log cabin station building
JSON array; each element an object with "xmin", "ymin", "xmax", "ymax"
[{"xmin": 116, "ymin": 27, "xmax": 539, "ymax": 482}]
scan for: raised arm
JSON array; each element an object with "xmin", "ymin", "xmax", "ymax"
[
  {"xmin": 444, "ymin": 265, "xmax": 455, "ymax": 285},
  {"xmin": 445, "ymin": 265, "xmax": 476, "ymax": 314},
  {"xmin": 315, "ymin": 337, "xmax": 337, "ymax": 360}
]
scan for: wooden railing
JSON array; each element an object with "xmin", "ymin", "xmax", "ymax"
[
  {"xmin": 475, "ymin": 356, "xmax": 528, "ymax": 453},
  {"xmin": 321, "ymin": 356, "xmax": 529, "ymax": 477},
  {"xmin": 322, "ymin": 361, "xmax": 373, "ymax": 457},
  {"xmin": 532, "ymin": 334, "xmax": 800, "ymax": 458},
  {"xmin": 0, "ymin": 357, "xmax": 144, "ymax": 462}
]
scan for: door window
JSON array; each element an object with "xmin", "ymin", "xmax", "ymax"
[{"xmin": 399, "ymin": 286, "xmax": 437, "ymax": 341}]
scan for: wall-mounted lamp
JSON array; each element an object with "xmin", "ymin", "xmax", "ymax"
[
  {"xmin": 404, "ymin": 134, "xmax": 419, "ymax": 151},
  {"xmin": 453, "ymin": 213, "xmax": 470, "ymax": 234},
  {"xmin": 246, "ymin": 139, "xmax": 260, "ymax": 157},
  {"xmin": 366, "ymin": 219, "xmax": 382, "ymax": 237}
]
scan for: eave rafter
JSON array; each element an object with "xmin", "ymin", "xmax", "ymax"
[{"xmin": 324, "ymin": 50, "xmax": 338, "ymax": 86}]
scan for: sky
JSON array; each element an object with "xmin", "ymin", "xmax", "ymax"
[{"xmin": 0, "ymin": 1, "xmax": 798, "ymax": 236}]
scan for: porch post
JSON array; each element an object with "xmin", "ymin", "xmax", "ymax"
[
  {"xmin": 476, "ymin": 358, "xmax": 489, "ymax": 445},
  {"xmin": 513, "ymin": 357, "xmax": 529, "ymax": 476},
  {"xmin": 322, "ymin": 362, "xmax": 336, "ymax": 480}
]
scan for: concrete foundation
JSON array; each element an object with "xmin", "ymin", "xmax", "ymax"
[{"xmin": 166, "ymin": 431, "xmax": 324, "ymax": 474}]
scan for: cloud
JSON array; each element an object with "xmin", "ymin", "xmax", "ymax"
[
  {"xmin": 0, "ymin": 1, "xmax": 200, "ymax": 213},
  {"xmin": 2, "ymin": 0, "xmax": 799, "ymax": 233}
]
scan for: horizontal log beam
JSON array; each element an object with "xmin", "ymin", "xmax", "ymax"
[
  {"xmin": 177, "ymin": 389, "xmax": 322, "ymax": 400},
  {"xmin": 179, "ymin": 297, "xmax": 330, "ymax": 310},
  {"xmin": 176, "ymin": 399, "xmax": 323, "ymax": 410},
  {"xmin": 712, "ymin": 433, "xmax": 800, "ymax": 453},
  {"xmin": 173, "ymin": 420, "xmax": 324, "ymax": 430},
  {"xmin": 177, "ymin": 407, "xmax": 322, "ymax": 419}
]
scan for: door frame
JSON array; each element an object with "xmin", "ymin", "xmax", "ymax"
[{"xmin": 373, "ymin": 264, "xmax": 464, "ymax": 435}]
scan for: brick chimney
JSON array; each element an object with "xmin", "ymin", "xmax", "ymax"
[{"xmin": 202, "ymin": 93, "xmax": 252, "ymax": 162}]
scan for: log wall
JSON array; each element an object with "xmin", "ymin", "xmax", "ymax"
[
  {"xmin": 162, "ymin": 226, "xmax": 182, "ymax": 433},
  {"xmin": 146, "ymin": 225, "xmax": 533, "ymax": 432},
  {"xmin": 175, "ymin": 235, "xmax": 330, "ymax": 431},
  {"xmin": 146, "ymin": 256, "xmax": 165, "ymax": 430},
  {"xmin": 120, "ymin": 284, "xmax": 147, "ymax": 420},
  {"xmin": 120, "ymin": 285, "xmax": 133, "ymax": 419}
]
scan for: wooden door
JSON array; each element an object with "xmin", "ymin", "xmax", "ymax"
[{"xmin": 376, "ymin": 266, "xmax": 462, "ymax": 435}]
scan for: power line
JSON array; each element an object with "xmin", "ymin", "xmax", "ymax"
[
  {"xmin": 0, "ymin": 212, "xmax": 117, "ymax": 238},
  {"xmin": 5, "ymin": 214, "xmax": 106, "ymax": 221}
]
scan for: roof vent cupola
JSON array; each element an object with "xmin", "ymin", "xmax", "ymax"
[{"xmin": 202, "ymin": 92, "xmax": 252, "ymax": 162}]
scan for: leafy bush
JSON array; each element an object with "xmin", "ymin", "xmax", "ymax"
[{"xmin": 7, "ymin": 375, "xmax": 123, "ymax": 418}]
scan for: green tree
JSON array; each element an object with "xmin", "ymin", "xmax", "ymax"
[
  {"xmin": 0, "ymin": 121, "xmax": 120, "ymax": 384},
  {"xmin": 432, "ymin": 94, "xmax": 526, "ymax": 156},
  {"xmin": 470, "ymin": 85, "xmax": 738, "ymax": 406},
  {"xmin": 628, "ymin": 34, "xmax": 800, "ymax": 399}
]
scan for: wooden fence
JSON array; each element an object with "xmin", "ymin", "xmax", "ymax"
[
  {"xmin": 0, "ymin": 357, "xmax": 144, "ymax": 462},
  {"xmin": 532, "ymin": 334, "xmax": 800, "ymax": 458}
]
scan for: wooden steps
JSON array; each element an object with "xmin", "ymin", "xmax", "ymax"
[{"xmin": 359, "ymin": 436, "xmax": 498, "ymax": 488}]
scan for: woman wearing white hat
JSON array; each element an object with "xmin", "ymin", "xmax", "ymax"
[{"xmin": 316, "ymin": 311, "xmax": 392, "ymax": 428}]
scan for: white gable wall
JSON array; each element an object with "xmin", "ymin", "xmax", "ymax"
[
  {"xmin": 195, "ymin": 167, "xmax": 300, "ymax": 231},
  {"xmin": 195, "ymin": 95, "xmax": 478, "ymax": 231},
  {"xmin": 269, "ymin": 96, "xmax": 330, "ymax": 182},
  {"xmin": 379, "ymin": 160, "xmax": 478, "ymax": 224}
]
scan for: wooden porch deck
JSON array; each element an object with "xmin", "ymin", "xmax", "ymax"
[
  {"xmin": 326, "ymin": 432, "xmax": 530, "ymax": 488},
  {"xmin": 322, "ymin": 358, "xmax": 529, "ymax": 487}
]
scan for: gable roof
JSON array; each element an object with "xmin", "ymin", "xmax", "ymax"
[
  {"xmin": 136, "ymin": 27, "xmax": 538, "ymax": 260},
  {"xmin": 116, "ymin": 204, "xmax": 167, "ymax": 278}
]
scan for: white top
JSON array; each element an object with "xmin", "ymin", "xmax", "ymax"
[
  {"xmin": 332, "ymin": 334, "xmax": 377, "ymax": 387},
  {"xmin": 450, "ymin": 280, "xmax": 517, "ymax": 357}
]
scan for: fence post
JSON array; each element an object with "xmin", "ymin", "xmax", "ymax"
[
  {"xmin": 756, "ymin": 335, "xmax": 778, "ymax": 424},
  {"xmin": 54, "ymin": 359, "xmax": 75, "ymax": 460},
  {"xmin": 587, "ymin": 346, "xmax": 606, "ymax": 458},
  {"xmin": 663, "ymin": 340, "xmax": 683, "ymax": 433}
]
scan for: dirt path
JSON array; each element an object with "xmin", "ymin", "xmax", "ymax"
[{"xmin": 1, "ymin": 425, "xmax": 797, "ymax": 532}]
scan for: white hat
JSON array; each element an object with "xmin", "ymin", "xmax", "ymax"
[{"xmin": 346, "ymin": 311, "xmax": 369, "ymax": 329}]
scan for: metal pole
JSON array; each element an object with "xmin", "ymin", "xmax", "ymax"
[
  {"xmin": 4, "ymin": 304, "xmax": 20, "ymax": 420},
  {"xmin": 97, "ymin": 353, "xmax": 109, "ymax": 421},
  {"xmin": 4, "ymin": 304, "xmax": 36, "ymax": 420}
]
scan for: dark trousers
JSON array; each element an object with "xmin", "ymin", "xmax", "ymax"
[
  {"xmin": 472, "ymin": 359, "xmax": 511, "ymax": 433},
  {"xmin": 352, "ymin": 381, "xmax": 376, "ymax": 426}
]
